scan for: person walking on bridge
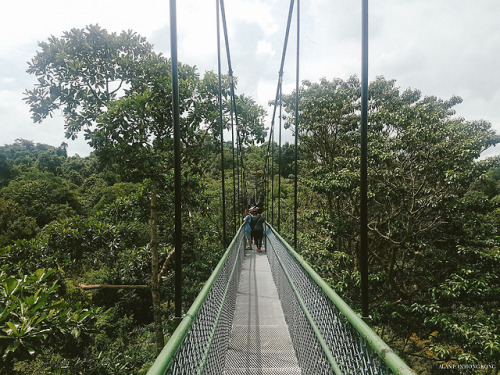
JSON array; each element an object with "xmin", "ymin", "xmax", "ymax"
[
  {"xmin": 252, "ymin": 207, "xmax": 265, "ymax": 252},
  {"xmin": 243, "ymin": 209, "xmax": 253, "ymax": 250}
]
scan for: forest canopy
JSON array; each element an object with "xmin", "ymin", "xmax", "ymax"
[{"xmin": 0, "ymin": 25, "xmax": 498, "ymax": 374}]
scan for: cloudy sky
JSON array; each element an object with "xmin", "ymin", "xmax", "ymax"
[{"xmin": 1, "ymin": 0, "xmax": 499, "ymax": 157}]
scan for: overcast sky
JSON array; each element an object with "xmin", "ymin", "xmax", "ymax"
[{"xmin": 1, "ymin": 0, "xmax": 499, "ymax": 157}]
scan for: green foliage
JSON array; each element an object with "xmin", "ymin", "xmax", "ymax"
[
  {"xmin": 24, "ymin": 24, "xmax": 154, "ymax": 139},
  {"xmin": 0, "ymin": 139, "xmax": 68, "ymax": 185},
  {"xmin": 278, "ymin": 76, "xmax": 500, "ymax": 371},
  {"xmin": 5, "ymin": 21, "xmax": 271, "ymax": 373},
  {"xmin": 0, "ymin": 199, "xmax": 38, "ymax": 246},
  {"xmin": 0, "ymin": 170, "xmax": 78, "ymax": 227},
  {"xmin": 77, "ymin": 176, "xmax": 110, "ymax": 214},
  {"xmin": 92, "ymin": 182, "xmax": 143, "ymax": 214},
  {"xmin": 14, "ymin": 21, "xmax": 500, "ymax": 374},
  {"xmin": 87, "ymin": 55, "xmax": 197, "ymax": 182},
  {"xmin": 0, "ymin": 269, "xmax": 98, "ymax": 364},
  {"xmin": 3, "ymin": 216, "xmax": 149, "ymax": 276},
  {"xmin": 235, "ymin": 94, "xmax": 268, "ymax": 145}
]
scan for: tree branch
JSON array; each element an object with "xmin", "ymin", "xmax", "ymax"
[
  {"xmin": 158, "ymin": 247, "xmax": 175, "ymax": 284},
  {"xmin": 73, "ymin": 247, "xmax": 176, "ymax": 291},
  {"xmin": 73, "ymin": 281, "xmax": 148, "ymax": 290}
]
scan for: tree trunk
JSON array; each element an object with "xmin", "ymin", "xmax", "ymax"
[{"xmin": 150, "ymin": 180, "xmax": 164, "ymax": 353}]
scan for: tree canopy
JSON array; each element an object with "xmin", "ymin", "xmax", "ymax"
[
  {"xmin": 279, "ymin": 75, "xmax": 500, "ymax": 371},
  {"xmin": 24, "ymin": 24, "xmax": 154, "ymax": 139},
  {"xmin": 4, "ymin": 24, "xmax": 499, "ymax": 374}
]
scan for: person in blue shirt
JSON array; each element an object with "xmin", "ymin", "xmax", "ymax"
[{"xmin": 243, "ymin": 209, "xmax": 253, "ymax": 250}]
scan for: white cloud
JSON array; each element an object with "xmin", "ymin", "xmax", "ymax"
[
  {"xmin": 256, "ymin": 40, "xmax": 275, "ymax": 56},
  {"xmin": 0, "ymin": 89, "xmax": 91, "ymax": 155},
  {"xmin": 1, "ymin": 0, "xmax": 170, "ymax": 51},
  {"xmin": 1, "ymin": 78, "xmax": 15, "ymax": 85},
  {"xmin": 230, "ymin": 0, "xmax": 279, "ymax": 37},
  {"xmin": 1, "ymin": 0, "xmax": 499, "ymax": 157}
]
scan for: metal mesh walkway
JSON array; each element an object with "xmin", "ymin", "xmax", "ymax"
[
  {"xmin": 223, "ymin": 249, "xmax": 301, "ymax": 374},
  {"xmin": 147, "ymin": 224, "xmax": 414, "ymax": 375}
]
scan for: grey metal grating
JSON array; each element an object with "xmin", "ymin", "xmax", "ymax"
[
  {"xmin": 223, "ymin": 250, "xmax": 302, "ymax": 375},
  {"xmin": 224, "ymin": 370, "xmax": 301, "ymax": 375}
]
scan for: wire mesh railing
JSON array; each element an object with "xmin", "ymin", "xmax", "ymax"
[
  {"xmin": 147, "ymin": 226, "xmax": 245, "ymax": 375},
  {"xmin": 147, "ymin": 223, "xmax": 414, "ymax": 375},
  {"xmin": 266, "ymin": 223, "xmax": 414, "ymax": 375}
]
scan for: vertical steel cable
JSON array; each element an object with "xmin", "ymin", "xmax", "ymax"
[
  {"xmin": 271, "ymin": 124, "xmax": 275, "ymax": 225},
  {"xmin": 360, "ymin": 0, "xmax": 369, "ymax": 318},
  {"xmin": 232, "ymin": 96, "xmax": 243, "ymax": 211},
  {"xmin": 220, "ymin": 0, "xmax": 246, "ymax": 214},
  {"xmin": 293, "ymin": 0, "xmax": 300, "ymax": 249},
  {"xmin": 216, "ymin": 0, "xmax": 227, "ymax": 246},
  {"xmin": 233, "ymin": 94, "xmax": 246, "ymax": 210},
  {"xmin": 264, "ymin": 0, "xmax": 295, "ymax": 234},
  {"xmin": 278, "ymin": 84, "xmax": 282, "ymax": 232},
  {"xmin": 231, "ymin": 106, "xmax": 240, "ymax": 223},
  {"xmin": 264, "ymin": 126, "xmax": 273, "ymax": 218},
  {"xmin": 231, "ymin": 107, "xmax": 237, "ymax": 234},
  {"xmin": 268, "ymin": 147, "xmax": 271, "ymax": 211},
  {"xmin": 169, "ymin": 0, "xmax": 183, "ymax": 318},
  {"xmin": 265, "ymin": 148, "xmax": 269, "ymax": 216}
]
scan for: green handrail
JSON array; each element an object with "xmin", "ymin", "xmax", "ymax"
[
  {"xmin": 147, "ymin": 226, "xmax": 243, "ymax": 375},
  {"xmin": 267, "ymin": 224, "xmax": 416, "ymax": 375}
]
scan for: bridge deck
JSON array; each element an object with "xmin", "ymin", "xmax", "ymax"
[{"xmin": 223, "ymin": 249, "xmax": 301, "ymax": 375}]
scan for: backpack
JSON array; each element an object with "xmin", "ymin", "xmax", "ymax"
[
  {"xmin": 250, "ymin": 216, "xmax": 256, "ymax": 230},
  {"xmin": 252, "ymin": 216, "xmax": 264, "ymax": 231}
]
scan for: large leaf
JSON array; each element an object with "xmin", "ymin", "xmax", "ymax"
[
  {"xmin": 5, "ymin": 321, "xmax": 19, "ymax": 336},
  {"xmin": 3, "ymin": 277, "xmax": 19, "ymax": 296}
]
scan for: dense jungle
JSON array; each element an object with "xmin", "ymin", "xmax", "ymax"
[{"xmin": 1, "ymin": 25, "xmax": 499, "ymax": 374}]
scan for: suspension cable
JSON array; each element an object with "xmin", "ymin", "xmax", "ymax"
[
  {"xmin": 169, "ymin": 0, "xmax": 183, "ymax": 318},
  {"xmin": 264, "ymin": 0, "xmax": 296, "ymax": 222},
  {"xmin": 360, "ymin": 0, "xmax": 369, "ymax": 319},
  {"xmin": 271, "ymin": 123, "xmax": 275, "ymax": 225},
  {"xmin": 231, "ymin": 104, "xmax": 240, "ymax": 225},
  {"xmin": 293, "ymin": 0, "xmax": 300, "ymax": 249},
  {"xmin": 216, "ymin": 0, "xmax": 227, "ymax": 246},
  {"xmin": 277, "ymin": 84, "xmax": 282, "ymax": 232},
  {"xmin": 233, "ymin": 93, "xmax": 246, "ymax": 210},
  {"xmin": 220, "ymin": 0, "xmax": 247, "ymax": 212},
  {"xmin": 265, "ymin": 148, "xmax": 268, "ymax": 219},
  {"xmin": 266, "ymin": 0, "xmax": 295, "ymax": 148}
]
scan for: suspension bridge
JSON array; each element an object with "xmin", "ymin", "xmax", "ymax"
[
  {"xmin": 148, "ymin": 225, "xmax": 414, "ymax": 374},
  {"xmin": 148, "ymin": 0, "xmax": 415, "ymax": 373}
]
